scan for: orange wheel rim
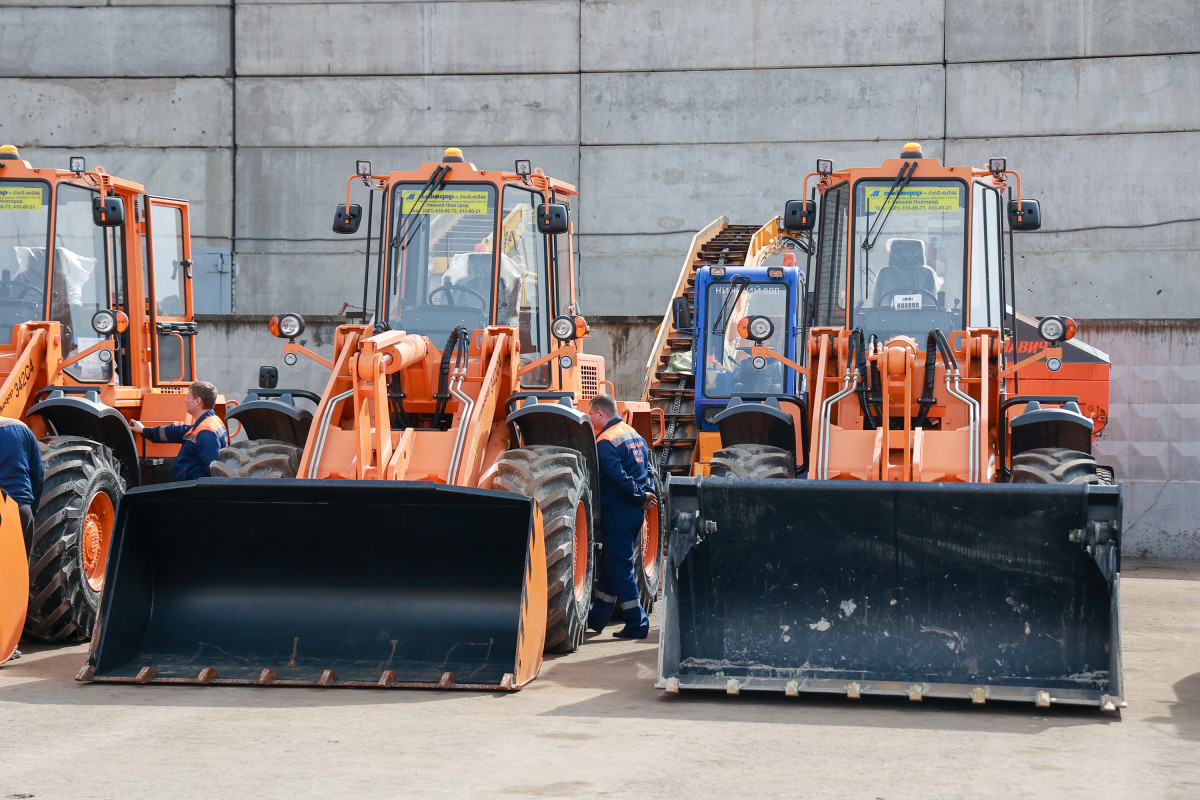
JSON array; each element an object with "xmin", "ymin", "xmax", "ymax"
[
  {"xmin": 82, "ymin": 491, "xmax": 116, "ymax": 592},
  {"xmin": 572, "ymin": 501, "xmax": 588, "ymax": 602},
  {"xmin": 642, "ymin": 504, "xmax": 660, "ymax": 579}
]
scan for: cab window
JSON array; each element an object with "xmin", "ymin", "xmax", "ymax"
[
  {"xmin": 55, "ymin": 183, "xmax": 114, "ymax": 382},
  {"xmin": 500, "ymin": 185, "xmax": 551, "ymax": 387}
]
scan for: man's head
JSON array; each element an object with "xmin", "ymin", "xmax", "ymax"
[
  {"xmin": 186, "ymin": 380, "xmax": 218, "ymax": 417},
  {"xmin": 588, "ymin": 394, "xmax": 619, "ymax": 433}
]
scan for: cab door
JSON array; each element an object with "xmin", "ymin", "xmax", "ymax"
[{"xmin": 144, "ymin": 197, "xmax": 195, "ymax": 386}]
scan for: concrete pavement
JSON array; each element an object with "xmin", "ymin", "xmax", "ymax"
[{"xmin": 1, "ymin": 558, "xmax": 1197, "ymax": 799}]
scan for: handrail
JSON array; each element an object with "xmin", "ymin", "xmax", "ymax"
[{"xmin": 640, "ymin": 216, "xmax": 728, "ymax": 400}]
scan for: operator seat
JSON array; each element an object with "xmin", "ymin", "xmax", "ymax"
[{"xmin": 873, "ymin": 239, "xmax": 939, "ymax": 303}]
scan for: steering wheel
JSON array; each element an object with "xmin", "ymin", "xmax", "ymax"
[
  {"xmin": 878, "ymin": 287, "xmax": 939, "ymax": 308},
  {"xmin": 428, "ymin": 283, "xmax": 487, "ymax": 308}
]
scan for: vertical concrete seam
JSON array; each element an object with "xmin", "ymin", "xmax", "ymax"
[
  {"xmin": 942, "ymin": 0, "xmax": 949, "ymax": 150},
  {"xmin": 577, "ymin": 0, "xmax": 584, "ymax": 311},
  {"xmin": 230, "ymin": 0, "xmax": 238, "ymax": 312},
  {"xmin": 577, "ymin": 0, "xmax": 583, "ymax": 208}
]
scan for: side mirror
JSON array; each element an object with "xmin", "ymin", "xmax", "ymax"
[
  {"xmin": 333, "ymin": 203, "xmax": 362, "ymax": 234},
  {"xmin": 536, "ymin": 203, "xmax": 569, "ymax": 235},
  {"xmin": 93, "ymin": 196, "xmax": 124, "ymax": 227},
  {"xmin": 671, "ymin": 296, "xmax": 693, "ymax": 334},
  {"xmin": 1007, "ymin": 198, "xmax": 1041, "ymax": 231},
  {"xmin": 782, "ymin": 199, "xmax": 816, "ymax": 231},
  {"xmin": 259, "ymin": 365, "xmax": 279, "ymax": 389}
]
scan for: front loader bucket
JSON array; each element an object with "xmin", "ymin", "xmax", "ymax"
[
  {"xmin": 660, "ymin": 478, "xmax": 1122, "ymax": 709},
  {"xmin": 81, "ymin": 479, "xmax": 547, "ymax": 690}
]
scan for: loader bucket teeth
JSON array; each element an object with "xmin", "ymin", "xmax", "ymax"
[
  {"xmin": 659, "ymin": 478, "xmax": 1122, "ymax": 707},
  {"xmin": 84, "ymin": 479, "xmax": 547, "ymax": 690}
]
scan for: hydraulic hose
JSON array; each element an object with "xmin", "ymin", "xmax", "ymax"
[
  {"xmin": 432, "ymin": 327, "xmax": 466, "ymax": 430},
  {"xmin": 933, "ymin": 329, "xmax": 980, "ymax": 481},
  {"xmin": 912, "ymin": 331, "xmax": 939, "ymax": 429},
  {"xmin": 852, "ymin": 328, "xmax": 879, "ymax": 430},
  {"xmin": 817, "ymin": 332, "xmax": 862, "ymax": 479}
]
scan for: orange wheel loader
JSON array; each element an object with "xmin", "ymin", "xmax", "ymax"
[
  {"xmin": 81, "ymin": 149, "xmax": 660, "ymax": 690},
  {"xmin": 657, "ymin": 145, "xmax": 1122, "ymax": 710},
  {"xmin": 0, "ymin": 146, "xmax": 223, "ymax": 644}
]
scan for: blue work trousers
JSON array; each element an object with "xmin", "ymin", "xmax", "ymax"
[{"xmin": 588, "ymin": 503, "xmax": 649, "ymax": 635}]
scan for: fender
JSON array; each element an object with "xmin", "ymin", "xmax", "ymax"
[
  {"xmin": 506, "ymin": 395, "xmax": 600, "ymax": 506},
  {"xmin": 715, "ymin": 396, "xmax": 800, "ymax": 455},
  {"xmin": 27, "ymin": 389, "xmax": 139, "ymax": 485},
  {"xmin": 226, "ymin": 390, "xmax": 317, "ymax": 447},
  {"xmin": 1009, "ymin": 399, "xmax": 1094, "ymax": 457}
]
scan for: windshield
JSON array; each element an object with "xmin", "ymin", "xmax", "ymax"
[
  {"xmin": 702, "ymin": 280, "xmax": 789, "ymax": 397},
  {"xmin": 386, "ymin": 182, "xmax": 498, "ymax": 342},
  {"xmin": 851, "ymin": 179, "xmax": 967, "ymax": 342},
  {"xmin": 0, "ymin": 180, "xmax": 50, "ymax": 344}
]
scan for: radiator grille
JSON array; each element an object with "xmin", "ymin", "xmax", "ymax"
[{"xmin": 580, "ymin": 363, "xmax": 599, "ymax": 402}]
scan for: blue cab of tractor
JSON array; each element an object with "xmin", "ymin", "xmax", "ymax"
[{"xmin": 690, "ymin": 264, "xmax": 804, "ymax": 432}]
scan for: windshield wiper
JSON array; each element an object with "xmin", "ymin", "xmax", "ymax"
[
  {"xmin": 861, "ymin": 160, "xmax": 918, "ymax": 252},
  {"xmin": 392, "ymin": 165, "xmax": 448, "ymax": 250},
  {"xmin": 710, "ymin": 275, "xmax": 751, "ymax": 334}
]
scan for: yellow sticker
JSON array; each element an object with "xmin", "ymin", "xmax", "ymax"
[
  {"xmin": 865, "ymin": 186, "xmax": 960, "ymax": 213},
  {"xmin": 400, "ymin": 189, "xmax": 490, "ymax": 216},
  {"xmin": 0, "ymin": 187, "xmax": 45, "ymax": 211}
]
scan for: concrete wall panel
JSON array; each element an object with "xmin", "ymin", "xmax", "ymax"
[
  {"xmin": 582, "ymin": 0, "xmax": 944, "ymax": 71},
  {"xmin": 948, "ymin": 55, "xmax": 1200, "ymax": 138},
  {"xmin": 583, "ymin": 66, "xmax": 945, "ymax": 146},
  {"xmin": 0, "ymin": 78, "xmax": 232, "ymax": 148},
  {"xmin": 948, "ymin": 0, "xmax": 1200, "ymax": 62},
  {"xmin": 236, "ymin": 2, "xmax": 579, "ymax": 76},
  {"xmin": 0, "ymin": 6, "xmax": 229, "ymax": 78},
  {"xmin": 15, "ymin": 146, "xmax": 233, "ymax": 248},
  {"xmin": 946, "ymin": 133, "xmax": 1200, "ymax": 319},
  {"xmin": 1089, "ymin": 321, "xmax": 1200, "ymax": 556},
  {"xmin": 0, "ymin": 1, "xmax": 227, "ymax": 7},
  {"xmin": 236, "ymin": 75, "xmax": 579, "ymax": 147}
]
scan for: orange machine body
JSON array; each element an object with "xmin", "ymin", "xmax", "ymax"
[
  {"xmin": 0, "ymin": 146, "xmax": 222, "ymax": 642},
  {"xmin": 84, "ymin": 152, "xmax": 662, "ymax": 692},
  {"xmin": 657, "ymin": 148, "xmax": 1122, "ymax": 709}
]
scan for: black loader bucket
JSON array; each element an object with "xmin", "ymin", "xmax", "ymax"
[
  {"xmin": 80, "ymin": 479, "xmax": 547, "ymax": 690},
  {"xmin": 659, "ymin": 478, "xmax": 1122, "ymax": 709}
]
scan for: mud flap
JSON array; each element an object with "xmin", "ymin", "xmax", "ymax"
[
  {"xmin": 658, "ymin": 477, "xmax": 1122, "ymax": 708},
  {"xmin": 81, "ymin": 479, "xmax": 547, "ymax": 690}
]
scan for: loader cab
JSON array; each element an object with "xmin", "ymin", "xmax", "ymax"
[
  {"xmin": 810, "ymin": 164, "xmax": 1008, "ymax": 346},
  {"xmin": 378, "ymin": 160, "xmax": 576, "ymax": 389},
  {"xmin": 0, "ymin": 168, "xmax": 123, "ymax": 383},
  {"xmin": 692, "ymin": 265, "xmax": 801, "ymax": 429},
  {"xmin": 0, "ymin": 148, "xmax": 196, "ymax": 391}
]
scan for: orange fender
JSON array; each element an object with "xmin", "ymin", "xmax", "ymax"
[{"xmin": 0, "ymin": 491, "xmax": 28, "ymax": 665}]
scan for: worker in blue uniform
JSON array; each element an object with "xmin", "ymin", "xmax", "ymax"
[
  {"xmin": 0, "ymin": 418, "xmax": 44, "ymax": 555},
  {"xmin": 586, "ymin": 393, "xmax": 655, "ymax": 639},
  {"xmin": 131, "ymin": 381, "xmax": 228, "ymax": 480}
]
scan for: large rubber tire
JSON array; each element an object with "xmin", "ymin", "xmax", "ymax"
[
  {"xmin": 709, "ymin": 444, "xmax": 796, "ymax": 479},
  {"xmin": 24, "ymin": 436, "xmax": 126, "ymax": 643},
  {"xmin": 633, "ymin": 472, "xmax": 667, "ymax": 615},
  {"xmin": 210, "ymin": 439, "xmax": 302, "ymax": 479},
  {"xmin": 1010, "ymin": 447, "xmax": 1100, "ymax": 485},
  {"xmin": 494, "ymin": 445, "xmax": 595, "ymax": 654}
]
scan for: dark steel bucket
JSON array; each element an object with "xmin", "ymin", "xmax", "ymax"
[
  {"xmin": 659, "ymin": 477, "xmax": 1122, "ymax": 708},
  {"xmin": 81, "ymin": 479, "xmax": 545, "ymax": 690}
]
